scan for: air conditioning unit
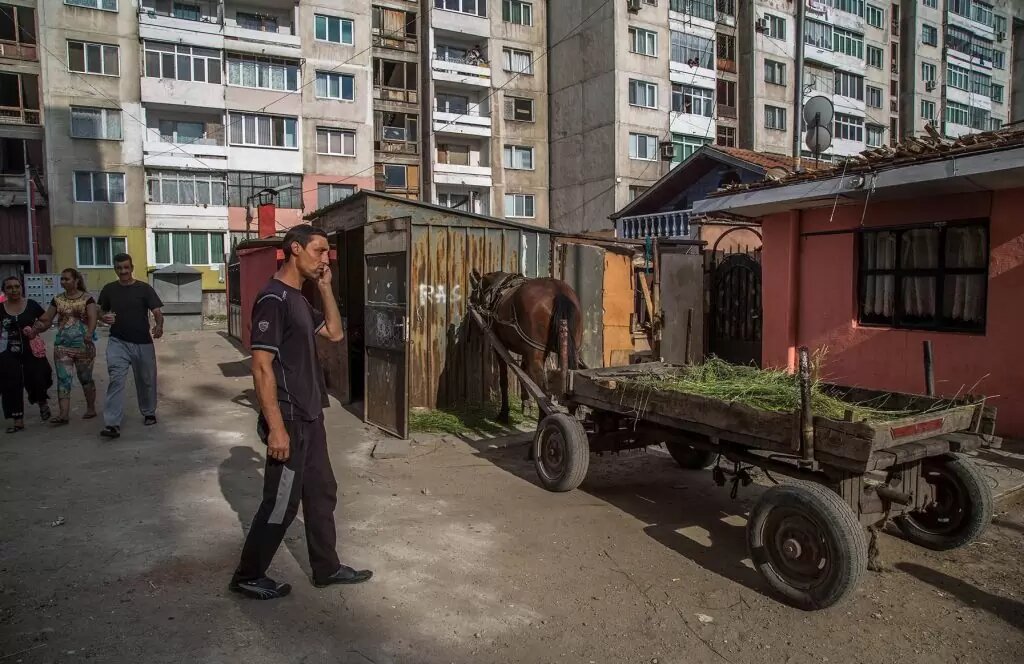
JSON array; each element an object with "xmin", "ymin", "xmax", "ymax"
[
  {"xmin": 755, "ymin": 18, "xmax": 769, "ymax": 33},
  {"xmin": 996, "ymin": 31, "xmax": 1005, "ymax": 43},
  {"xmin": 659, "ymin": 141, "xmax": 676, "ymax": 161},
  {"xmin": 925, "ymin": 80, "xmax": 936, "ymax": 91},
  {"xmin": 627, "ymin": 0, "xmax": 641, "ymax": 13}
]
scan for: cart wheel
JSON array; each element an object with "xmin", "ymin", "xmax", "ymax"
[
  {"xmin": 895, "ymin": 454, "xmax": 993, "ymax": 551},
  {"xmin": 533, "ymin": 413, "xmax": 589, "ymax": 492},
  {"xmin": 665, "ymin": 440, "xmax": 716, "ymax": 470},
  {"xmin": 747, "ymin": 483, "xmax": 867, "ymax": 610}
]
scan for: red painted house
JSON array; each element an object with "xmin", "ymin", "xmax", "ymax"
[{"xmin": 694, "ymin": 130, "xmax": 1024, "ymax": 439}]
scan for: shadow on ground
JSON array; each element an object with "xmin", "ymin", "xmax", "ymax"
[{"xmin": 896, "ymin": 562, "xmax": 1024, "ymax": 631}]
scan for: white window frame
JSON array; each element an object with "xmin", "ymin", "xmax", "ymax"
[
  {"xmin": 628, "ymin": 132, "xmax": 658, "ymax": 161},
  {"xmin": 629, "ymin": 27, "xmax": 658, "ymax": 57},
  {"xmin": 866, "ymin": 4, "xmax": 884, "ymax": 29},
  {"xmin": 991, "ymin": 83, "xmax": 1004, "ymax": 104},
  {"xmin": 946, "ymin": 63, "xmax": 969, "ymax": 91},
  {"xmin": 833, "ymin": 27, "xmax": 864, "ymax": 58},
  {"xmin": 73, "ymin": 171, "xmax": 126, "ymax": 203},
  {"xmin": 65, "ymin": 0, "xmax": 118, "ymax": 11},
  {"xmin": 920, "ymin": 100, "xmax": 936, "ymax": 121},
  {"xmin": 503, "ymin": 145, "xmax": 535, "ymax": 170},
  {"xmin": 764, "ymin": 59, "xmax": 785, "ymax": 85},
  {"xmin": 502, "ymin": 47, "xmax": 533, "ymax": 75},
  {"xmin": 502, "ymin": 0, "xmax": 532, "ymax": 26},
  {"xmin": 316, "ymin": 127, "xmax": 356, "ymax": 156},
  {"xmin": 76, "ymin": 236, "xmax": 127, "ymax": 269},
  {"xmin": 227, "ymin": 113, "xmax": 299, "ymax": 149},
  {"xmin": 143, "ymin": 41, "xmax": 222, "ymax": 84},
  {"xmin": 866, "ymin": 86, "xmax": 882, "ymax": 109},
  {"xmin": 866, "ymin": 124, "xmax": 885, "ymax": 148},
  {"xmin": 628, "ymin": 79, "xmax": 658, "ymax": 109},
  {"xmin": 834, "ymin": 70, "xmax": 864, "ymax": 100},
  {"xmin": 673, "ymin": 84, "xmax": 713, "ymax": 117},
  {"xmin": 314, "ymin": 14, "xmax": 355, "ymax": 45},
  {"xmin": 315, "ymin": 71, "xmax": 355, "ymax": 101},
  {"xmin": 504, "ymin": 193, "xmax": 535, "ymax": 219},
  {"xmin": 921, "ymin": 24, "xmax": 938, "ymax": 47},
  {"xmin": 766, "ymin": 14, "xmax": 786, "ymax": 40},
  {"xmin": 764, "ymin": 105, "xmax": 786, "ymax": 130},
  {"xmin": 317, "ymin": 183, "xmax": 357, "ymax": 208},
  {"xmin": 435, "ymin": 0, "xmax": 487, "ymax": 18},
  {"xmin": 945, "ymin": 101, "xmax": 970, "ymax": 126},
  {"xmin": 146, "ymin": 170, "xmax": 227, "ymax": 206},
  {"xmin": 670, "ymin": 31, "xmax": 713, "ymax": 68},
  {"xmin": 866, "ymin": 45, "xmax": 883, "ymax": 68},
  {"xmin": 227, "ymin": 55, "xmax": 300, "ymax": 92},
  {"xmin": 67, "ymin": 40, "xmax": 120, "ymax": 76},
  {"xmin": 834, "ymin": 112, "xmax": 864, "ymax": 141},
  {"xmin": 672, "ymin": 134, "xmax": 709, "ymax": 162},
  {"xmin": 921, "ymin": 62, "xmax": 937, "ymax": 83},
  {"xmin": 70, "ymin": 106, "xmax": 122, "ymax": 140}
]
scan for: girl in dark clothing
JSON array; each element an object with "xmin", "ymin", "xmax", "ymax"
[{"xmin": 1, "ymin": 276, "xmax": 53, "ymax": 433}]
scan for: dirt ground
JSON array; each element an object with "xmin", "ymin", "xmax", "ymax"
[{"xmin": 1, "ymin": 330, "xmax": 1021, "ymax": 664}]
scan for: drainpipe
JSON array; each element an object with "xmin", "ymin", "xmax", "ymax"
[
  {"xmin": 792, "ymin": 0, "xmax": 806, "ymax": 168},
  {"xmin": 788, "ymin": 210, "xmax": 802, "ymax": 371},
  {"xmin": 24, "ymin": 162, "xmax": 37, "ymax": 274}
]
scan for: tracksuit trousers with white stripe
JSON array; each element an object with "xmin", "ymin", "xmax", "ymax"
[{"xmin": 234, "ymin": 415, "xmax": 341, "ymax": 582}]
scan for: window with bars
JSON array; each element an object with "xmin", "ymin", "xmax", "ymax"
[
  {"xmin": 315, "ymin": 14, "xmax": 354, "ymax": 44},
  {"xmin": 76, "ymin": 236, "xmax": 126, "ymax": 268},
  {"xmin": 227, "ymin": 113, "xmax": 298, "ymax": 149},
  {"xmin": 502, "ymin": 0, "xmax": 532, "ymax": 25},
  {"xmin": 316, "ymin": 71, "xmax": 355, "ymax": 100},
  {"xmin": 153, "ymin": 231, "xmax": 226, "ymax": 265},
  {"xmin": 859, "ymin": 222, "xmax": 988, "ymax": 332},
  {"xmin": 67, "ymin": 40, "xmax": 119, "ymax": 76},
  {"xmin": 74, "ymin": 171, "xmax": 125, "ymax": 203},
  {"xmin": 144, "ymin": 42, "xmax": 221, "ymax": 83},
  {"xmin": 672, "ymin": 84, "xmax": 713, "ymax": 116},
  {"xmin": 504, "ymin": 193, "xmax": 535, "ymax": 218},
  {"xmin": 629, "ymin": 133, "xmax": 658, "ymax": 160},
  {"xmin": 502, "ymin": 47, "xmax": 533, "ymax": 74},
  {"xmin": 716, "ymin": 125, "xmax": 735, "ymax": 147},
  {"xmin": 716, "ymin": 34, "xmax": 735, "ymax": 62},
  {"xmin": 227, "ymin": 173, "xmax": 302, "ymax": 208},
  {"xmin": 834, "ymin": 113, "xmax": 864, "ymax": 141},
  {"xmin": 503, "ymin": 145, "xmax": 534, "ymax": 170},
  {"xmin": 504, "ymin": 96, "xmax": 534, "ymax": 122},
  {"xmin": 70, "ymin": 107, "xmax": 122, "ymax": 140},
  {"xmin": 629, "ymin": 27, "xmax": 658, "ymax": 57},
  {"xmin": 629, "ymin": 79, "xmax": 658, "ymax": 108},
  {"xmin": 146, "ymin": 170, "xmax": 227, "ymax": 206},
  {"xmin": 317, "ymin": 183, "xmax": 356, "ymax": 208},
  {"xmin": 670, "ymin": 31, "xmax": 713, "ymax": 69},
  {"xmin": 316, "ymin": 127, "xmax": 356, "ymax": 156},
  {"xmin": 227, "ymin": 54, "xmax": 299, "ymax": 91}
]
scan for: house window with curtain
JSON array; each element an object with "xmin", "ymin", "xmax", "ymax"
[
  {"xmin": 153, "ymin": 231, "xmax": 227, "ymax": 266},
  {"xmin": 859, "ymin": 222, "xmax": 988, "ymax": 333},
  {"xmin": 502, "ymin": 47, "xmax": 533, "ymax": 74}
]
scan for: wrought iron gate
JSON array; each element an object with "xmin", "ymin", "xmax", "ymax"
[{"xmin": 709, "ymin": 252, "xmax": 762, "ymax": 367}]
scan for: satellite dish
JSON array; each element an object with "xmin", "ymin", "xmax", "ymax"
[
  {"xmin": 803, "ymin": 95, "xmax": 834, "ymax": 128},
  {"xmin": 805, "ymin": 126, "xmax": 832, "ymax": 154}
]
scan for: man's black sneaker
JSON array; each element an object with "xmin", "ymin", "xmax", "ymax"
[
  {"xmin": 229, "ymin": 576, "xmax": 292, "ymax": 600},
  {"xmin": 100, "ymin": 426, "xmax": 120, "ymax": 439},
  {"xmin": 144, "ymin": 416, "xmax": 157, "ymax": 426},
  {"xmin": 313, "ymin": 565, "xmax": 373, "ymax": 588}
]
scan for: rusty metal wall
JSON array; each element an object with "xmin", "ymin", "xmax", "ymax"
[
  {"xmin": 559, "ymin": 243, "xmax": 606, "ymax": 370},
  {"xmin": 410, "ymin": 224, "xmax": 551, "ymax": 409}
]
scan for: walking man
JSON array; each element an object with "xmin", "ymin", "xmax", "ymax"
[
  {"xmin": 98, "ymin": 253, "xmax": 164, "ymax": 439},
  {"xmin": 230, "ymin": 224, "xmax": 372, "ymax": 600}
]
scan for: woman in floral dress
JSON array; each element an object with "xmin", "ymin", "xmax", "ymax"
[{"xmin": 31, "ymin": 269, "xmax": 98, "ymax": 423}]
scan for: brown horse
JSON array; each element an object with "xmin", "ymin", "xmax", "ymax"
[{"xmin": 470, "ymin": 270, "xmax": 583, "ymax": 423}]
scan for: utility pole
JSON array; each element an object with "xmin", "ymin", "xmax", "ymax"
[
  {"xmin": 24, "ymin": 162, "xmax": 38, "ymax": 274},
  {"xmin": 793, "ymin": 0, "xmax": 806, "ymax": 169}
]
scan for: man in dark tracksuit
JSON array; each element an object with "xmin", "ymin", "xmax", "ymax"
[{"xmin": 230, "ymin": 224, "xmax": 372, "ymax": 600}]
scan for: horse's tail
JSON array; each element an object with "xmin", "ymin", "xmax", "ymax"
[{"xmin": 549, "ymin": 292, "xmax": 579, "ymax": 370}]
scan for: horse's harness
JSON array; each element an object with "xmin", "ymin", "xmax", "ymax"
[{"xmin": 477, "ymin": 273, "xmax": 549, "ymax": 353}]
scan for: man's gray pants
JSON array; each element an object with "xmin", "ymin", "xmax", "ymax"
[{"xmin": 104, "ymin": 337, "xmax": 158, "ymax": 427}]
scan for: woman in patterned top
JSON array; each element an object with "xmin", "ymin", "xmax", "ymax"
[{"xmin": 31, "ymin": 269, "xmax": 98, "ymax": 424}]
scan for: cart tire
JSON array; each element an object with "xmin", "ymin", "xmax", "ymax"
[
  {"xmin": 533, "ymin": 414, "xmax": 589, "ymax": 492},
  {"xmin": 895, "ymin": 454, "xmax": 993, "ymax": 551},
  {"xmin": 665, "ymin": 441, "xmax": 716, "ymax": 470},
  {"xmin": 747, "ymin": 482, "xmax": 867, "ymax": 610}
]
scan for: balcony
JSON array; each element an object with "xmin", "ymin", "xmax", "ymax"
[
  {"xmin": 139, "ymin": 0, "xmax": 224, "ymax": 46},
  {"xmin": 433, "ymin": 109, "xmax": 491, "ymax": 137},
  {"xmin": 143, "ymin": 111, "xmax": 228, "ymax": 168},
  {"xmin": 224, "ymin": 2, "xmax": 301, "ymax": 53},
  {"xmin": 432, "ymin": 56, "xmax": 491, "ymax": 88},
  {"xmin": 436, "ymin": 187, "xmax": 489, "ymax": 216},
  {"xmin": 433, "ymin": 162, "xmax": 492, "ymax": 187},
  {"xmin": 372, "ymin": 5, "xmax": 417, "ymax": 53},
  {"xmin": 716, "ymin": 103, "xmax": 736, "ymax": 119},
  {"xmin": 716, "ymin": 57, "xmax": 736, "ymax": 74},
  {"xmin": 0, "ymin": 41, "xmax": 37, "ymax": 62},
  {"xmin": 0, "ymin": 106, "xmax": 39, "ymax": 125}
]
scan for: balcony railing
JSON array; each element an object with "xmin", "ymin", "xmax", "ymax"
[
  {"xmin": 716, "ymin": 57, "xmax": 736, "ymax": 73},
  {"xmin": 375, "ymin": 138, "xmax": 419, "ymax": 155},
  {"xmin": 617, "ymin": 211, "xmax": 690, "ymax": 240},
  {"xmin": 0, "ymin": 41, "xmax": 38, "ymax": 61},
  {"xmin": 717, "ymin": 103, "xmax": 737, "ymax": 119},
  {"xmin": 372, "ymin": 29, "xmax": 416, "ymax": 52},
  {"xmin": 0, "ymin": 107, "xmax": 40, "ymax": 125},
  {"xmin": 140, "ymin": 6, "xmax": 222, "ymax": 24},
  {"xmin": 374, "ymin": 85, "xmax": 418, "ymax": 104}
]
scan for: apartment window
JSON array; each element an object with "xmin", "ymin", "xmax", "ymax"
[
  {"xmin": 992, "ymin": 50, "xmax": 1004, "ymax": 69},
  {"xmin": 717, "ymin": 79, "xmax": 735, "ymax": 107},
  {"xmin": 922, "ymin": 0, "xmax": 936, "ymax": 7},
  {"xmin": 70, "ymin": 106, "xmax": 122, "ymax": 140},
  {"xmin": 716, "ymin": 125, "xmax": 735, "ymax": 147},
  {"xmin": 672, "ymin": 84, "xmax": 712, "ymax": 116},
  {"xmin": 804, "ymin": 19, "xmax": 832, "ymax": 50},
  {"xmin": 835, "ymin": 71, "xmax": 864, "ymax": 100},
  {"xmin": 382, "ymin": 164, "xmax": 407, "ymax": 188},
  {"xmin": 670, "ymin": 0, "xmax": 713, "ymax": 21},
  {"xmin": 989, "ymin": 117, "xmax": 1002, "ymax": 131},
  {"xmin": 146, "ymin": 170, "xmax": 227, "ymax": 206},
  {"xmin": 629, "ymin": 27, "xmax": 658, "ymax": 57},
  {"xmin": 764, "ymin": 105, "xmax": 786, "ymax": 130},
  {"xmin": 434, "ymin": 0, "xmax": 486, "ymax": 17},
  {"xmin": 672, "ymin": 134, "xmax": 710, "ymax": 163},
  {"xmin": 945, "ymin": 64, "xmax": 969, "ymax": 91},
  {"xmin": 503, "ymin": 145, "xmax": 534, "ymax": 170},
  {"xmin": 377, "ymin": 111, "xmax": 417, "ymax": 142},
  {"xmin": 994, "ymin": 13, "xmax": 1007, "ymax": 34},
  {"xmin": 921, "ymin": 62, "xmax": 936, "ymax": 83},
  {"xmin": 67, "ymin": 40, "xmax": 119, "ymax": 76},
  {"xmin": 628, "ymin": 186, "xmax": 649, "ymax": 202},
  {"xmin": 670, "ymin": 31, "xmax": 713, "ymax": 69},
  {"xmin": 65, "ymin": 0, "xmax": 117, "ymax": 10},
  {"xmin": 971, "ymin": 72, "xmax": 992, "ymax": 98},
  {"xmin": 920, "ymin": 100, "xmax": 935, "ymax": 121},
  {"xmin": 374, "ymin": 60, "xmax": 417, "ymax": 97},
  {"xmin": 921, "ymin": 24, "xmax": 937, "ymax": 47},
  {"xmin": 436, "ymin": 93, "xmax": 469, "ymax": 114},
  {"xmin": 972, "ymin": 1, "xmax": 993, "ymax": 27},
  {"xmin": 74, "ymin": 171, "xmax": 125, "ymax": 203},
  {"xmin": 717, "ymin": 34, "xmax": 735, "ymax": 62},
  {"xmin": 867, "ymin": 45, "xmax": 883, "ymax": 68},
  {"xmin": 228, "ymin": 173, "xmax": 302, "ymax": 208},
  {"xmin": 764, "ymin": 59, "xmax": 786, "ymax": 85},
  {"xmin": 154, "ymin": 119, "xmax": 210, "ymax": 145},
  {"xmin": 765, "ymin": 14, "xmax": 786, "ymax": 40},
  {"xmin": 502, "ymin": 48, "xmax": 533, "ymax": 74},
  {"xmin": 437, "ymin": 143, "xmax": 470, "ymax": 165},
  {"xmin": 316, "ymin": 71, "xmax": 355, "ymax": 100},
  {"xmin": 969, "ymin": 106, "xmax": 990, "ymax": 131},
  {"xmin": 628, "ymin": 79, "xmax": 658, "ymax": 109},
  {"xmin": 834, "ymin": 0, "xmax": 864, "ymax": 16},
  {"xmin": 866, "ymin": 124, "xmax": 884, "ymax": 148},
  {"xmin": 834, "ymin": 113, "xmax": 864, "ymax": 141},
  {"xmin": 316, "ymin": 127, "xmax": 356, "ymax": 156},
  {"xmin": 228, "ymin": 113, "xmax": 298, "ymax": 149},
  {"xmin": 153, "ymin": 231, "xmax": 225, "ymax": 266},
  {"xmin": 317, "ymin": 183, "xmax": 356, "ymax": 208},
  {"xmin": 76, "ymin": 236, "xmax": 126, "ymax": 268},
  {"xmin": 504, "ymin": 96, "xmax": 534, "ymax": 122},
  {"xmin": 227, "ymin": 55, "xmax": 299, "ymax": 92},
  {"xmin": 890, "ymin": 118, "xmax": 899, "ymax": 145},
  {"xmin": 314, "ymin": 14, "xmax": 354, "ymax": 45},
  {"xmin": 866, "ymin": 4, "xmax": 883, "ymax": 28},
  {"xmin": 859, "ymin": 222, "xmax": 988, "ymax": 333},
  {"xmin": 237, "ymin": 12, "xmax": 278, "ymax": 32},
  {"xmin": 629, "ymin": 133, "xmax": 658, "ymax": 160},
  {"xmin": 144, "ymin": 42, "xmax": 221, "ymax": 83},
  {"xmin": 504, "ymin": 193, "xmax": 535, "ymax": 218},
  {"xmin": 991, "ymin": 84, "xmax": 1003, "ymax": 104},
  {"xmin": 833, "ymin": 28, "xmax": 864, "ymax": 58},
  {"xmin": 866, "ymin": 86, "xmax": 882, "ymax": 109},
  {"xmin": 502, "ymin": 0, "xmax": 532, "ymax": 26},
  {"xmin": 945, "ymin": 101, "xmax": 970, "ymax": 126}
]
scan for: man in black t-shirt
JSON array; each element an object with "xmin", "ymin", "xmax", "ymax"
[
  {"xmin": 97, "ymin": 254, "xmax": 164, "ymax": 439},
  {"xmin": 229, "ymin": 224, "xmax": 372, "ymax": 600}
]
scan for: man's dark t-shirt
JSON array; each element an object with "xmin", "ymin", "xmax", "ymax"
[
  {"xmin": 98, "ymin": 281, "xmax": 164, "ymax": 344},
  {"xmin": 250, "ymin": 278, "xmax": 327, "ymax": 422}
]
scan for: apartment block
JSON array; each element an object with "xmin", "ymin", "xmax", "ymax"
[{"xmin": 0, "ymin": 1, "xmax": 49, "ymax": 277}]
